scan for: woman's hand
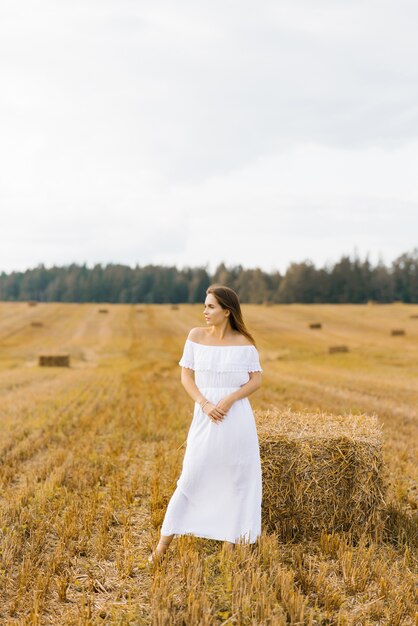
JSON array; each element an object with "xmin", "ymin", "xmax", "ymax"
[
  {"xmin": 202, "ymin": 395, "xmax": 236, "ymax": 423},
  {"xmin": 203, "ymin": 402, "xmax": 226, "ymax": 423}
]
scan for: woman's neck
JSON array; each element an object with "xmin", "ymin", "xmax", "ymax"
[{"xmin": 207, "ymin": 323, "xmax": 235, "ymax": 341}]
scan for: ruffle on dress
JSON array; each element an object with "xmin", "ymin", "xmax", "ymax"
[{"xmin": 178, "ymin": 339, "xmax": 263, "ymax": 373}]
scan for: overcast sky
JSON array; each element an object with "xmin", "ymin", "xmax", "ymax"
[{"xmin": 1, "ymin": 0, "xmax": 417, "ymax": 275}]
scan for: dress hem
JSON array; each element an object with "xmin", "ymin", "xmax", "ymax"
[{"xmin": 160, "ymin": 529, "xmax": 260, "ymax": 545}]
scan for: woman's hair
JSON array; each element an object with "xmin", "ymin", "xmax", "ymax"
[{"xmin": 206, "ymin": 284, "xmax": 256, "ymax": 346}]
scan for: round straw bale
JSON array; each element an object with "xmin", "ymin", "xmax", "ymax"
[
  {"xmin": 391, "ymin": 329, "xmax": 405, "ymax": 336},
  {"xmin": 38, "ymin": 354, "xmax": 70, "ymax": 367},
  {"xmin": 98, "ymin": 308, "xmax": 109, "ymax": 314},
  {"xmin": 328, "ymin": 345, "xmax": 349, "ymax": 353},
  {"xmin": 256, "ymin": 408, "xmax": 386, "ymax": 541},
  {"xmin": 309, "ymin": 323, "xmax": 322, "ymax": 329},
  {"xmin": 31, "ymin": 322, "xmax": 44, "ymax": 327},
  {"xmin": 410, "ymin": 314, "xmax": 418, "ymax": 319},
  {"xmin": 171, "ymin": 304, "xmax": 179, "ymax": 310},
  {"xmin": 28, "ymin": 301, "xmax": 38, "ymax": 306}
]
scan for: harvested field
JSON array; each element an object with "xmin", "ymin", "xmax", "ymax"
[
  {"xmin": 328, "ymin": 345, "xmax": 349, "ymax": 353},
  {"xmin": 258, "ymin": 408, "xmax": 385, "ymax": 541},
  {"xmin": 38, "ymin": 354, "xmax": 70, "ymax": 367},
  {"xmin": 0, "ymin": 302, "xmax": 416, "ymax": 625}
]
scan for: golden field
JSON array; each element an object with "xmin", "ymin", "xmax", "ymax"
[{"xmin": 0, "ymin": 301, "xmax": 416, "ymax": 625}]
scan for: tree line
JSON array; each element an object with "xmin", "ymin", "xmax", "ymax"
[{"xmin": 0, "ymin": 249, "xmax": 417, "ymax": 304}]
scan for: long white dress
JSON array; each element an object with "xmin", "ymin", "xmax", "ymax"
[{"xmin": 160, "ymin": 339, "xmax": 263, "ymax": 544}]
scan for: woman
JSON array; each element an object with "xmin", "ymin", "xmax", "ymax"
[{"xmin": 148, "ymin": 284, "xmax": 263, "ymax": 563}]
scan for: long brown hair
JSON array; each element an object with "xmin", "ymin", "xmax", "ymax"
[{"xmin": 206, "ymin": 284, "xmax": 257, "ymax": 346}]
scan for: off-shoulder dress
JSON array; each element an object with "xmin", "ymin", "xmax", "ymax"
[{"xmin": 160, "ymin": 338, "xmax": 263, "ymax": 544}]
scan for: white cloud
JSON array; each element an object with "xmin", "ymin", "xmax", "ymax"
[{"xmin": 0, "ymin": 0, "xmax": 417, "ymax": 274}]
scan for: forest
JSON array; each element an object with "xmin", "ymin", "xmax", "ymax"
[{"xmin": 0, "ymin": 248, "xmax": 417, "ymax": 303}]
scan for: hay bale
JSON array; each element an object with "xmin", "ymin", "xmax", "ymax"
[
  {"xmin": 98, "ymin": 308, "xmax": 109, "ymax": 314},
  {"xmin": 136, "ymin": 308, "xmax": 145, "ymax": 313},
  {"xmin": 409, "ymin": 314, "xmax": 418, "ymax": 319},
  {"xmin": 309, "ymin": 323, "xmax": 322, "ymax": 329},
  {"xmin": 264, "ymin": 301, "xmax": 273, "ymax": 307},
  {"xmin": 28, "ymin": 301, "xmax": 37, "ymax": 306},
  {"xmin": 391, "ymin": 329, "xmax": 405, "ymax": 336},
  {"xmin": 38, "ymin": 354, "xmax": 70, "ymax": 367},
  {"xmin": 31, "ymin": 322, "xmax": 44, "ymax": 327},
  {"xmin": 257, "ymin": 408, "xmax": 386, "ymax": 541},
  {"xmin": 171, "ymin": 304, "xmax": 179, "ymax": 310},
  {"xmin": 328, "ymin": 345, "xmax": 349, "ymax": 353}
]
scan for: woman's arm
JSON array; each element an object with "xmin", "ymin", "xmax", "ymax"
[
  {"xmin": 180, "ymin": 367, "xmax": 206, "ymax": 405},
  {"xmin": 205, "ymin": 372, "xmax": 261, "ymax": 415},
  {"xmin": 229, "ymin": 371, "xmax": 262, "ymax": 402},
  {"xmin": 212, "ymin": 372, "xmax": 262, "ymax": 419},
  {"xmin": 180, "ymin": 368, "xmax": 227, "ymax": 421}
]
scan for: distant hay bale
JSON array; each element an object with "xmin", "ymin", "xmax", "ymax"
[
  {"xmin": 171, "ymin": 304, "xmax": 179, "ymax": 310},
  {"xmin": 256, "ymin": 408, "xmax": 386, "ymax": 541},
  {"xmin": 264, "ymin": 301, "xmax": 273, "ymax": 306},
  {"xmin": 409, "ymin": 314, "xmax": 418, "ymax": 319},
  {"xmin": 136, "ymin": 308, "xmax": 145, "ymax": 313},
  {"xmin": 391, "ymin": 329, "xmax": 405, "ymax": 336},
  {"xmin": 309, "ymin": 323, "xmax": 322, "ymax": 329},
  {"xmin": 28, "ymin": 301, "xmax": 38, "ymax": 306},
  {"xmin": 98, "ymin": 308, "xmax": 109, "ymax": 314},
  {"xmin": 31, "ymin": 322, "xmax": 44, "ymax": 327},
  {"xmin": 367, "ymin": 300, "xmax": 378, "ymax": 305},
  {"xmin": 38, "ymin": 354, "xmax": 70, "ymax": 367},
  {"xmin": 328, "ymin": 345, "xmax": 349, "ymax": 353}
]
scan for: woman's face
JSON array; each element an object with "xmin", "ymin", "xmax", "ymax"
[{"xmin": 203, "ymin": 293, "xmax": 230, "ymax": 326}]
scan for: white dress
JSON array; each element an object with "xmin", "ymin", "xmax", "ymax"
[{"xmin": 160, "ymin": 339, "xmax": 263, "ymax": 544}]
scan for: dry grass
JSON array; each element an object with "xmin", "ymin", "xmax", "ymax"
[
  {"xmin": 329, "ymin": 345, "xmax": 350, "ymax": 353},
  {"xmin": 0, "ymin": 302, "xmax": 416, "ymax": 625},
  {"xmin": 258, "ymin": 408, "xmax": 385, "ymax": 542},
  {"xmin": 38, "ymin": 354, "xmax": 71, "ymax": 367}
]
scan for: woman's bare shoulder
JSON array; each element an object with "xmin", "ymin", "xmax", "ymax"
[
  {"xmin": 233, "ymin": 333, "xmax": 254, "ymax": 346},
  {"xmin": 187, "ymin": 327, "xmax": 206, "ymax": 342},
  {"xmin": 187, "ymin": 328, "xmax": 253, "ymax": 346}
]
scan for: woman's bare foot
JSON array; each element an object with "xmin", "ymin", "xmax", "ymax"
[{"xmin": 147, "ymin": 535, "xmax": 174, "ymax": 564}]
